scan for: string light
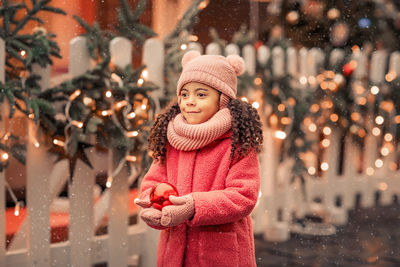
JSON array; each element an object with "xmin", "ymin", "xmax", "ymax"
[
  {"xmin": 308, "ymin": 123, "xmax": 317, "ymax": 132},
  {"xmin": 198, "ymin": 0, "xmax": 209, "ymax": 10},
  {"xmin": 141, "ymin": 104, "xmax": 147, "ymax": 110},
  {"xmin": 83, "ymin": 97, "xmax": 94, "ymax": 106},
  {"xmin": 180, "ymin": 44, "xmax": 188, "ymax": 50},
  {"xmin": 366, "ymin": 167, "xmax": 374, "ymax": 176},
  {"xmin": 141, "ymin": 69, "xmax": 149, "ymax": 80},
  {"xmin": 281, "ymin": 117, "xmax": 291, "ymax": 125},
  {"xmin": 69, "ymin": 89, "xmax": 81, "ymax": 101},
  {"xmin": 127, "ymin": 112, "xmax": 136, "ymax": 119},
  {"xmin": 101, "ymin": 110, "xmax": 113, "ymax": 116},
  {"xmin": 274, "ymin": 130, "xmax": 286, "ymax": 140},
  {"xmin": 277, "ymin": 104, "xmax": 285, "ymax": 112},
  {"xmin": 126, "ymin": 131, "xmax": 139, "ymax": 138},
  {"xmin": 385, "ymin": 71, "xmax": 396, "ymax": 82},
  {"xmin": 375, "ymin": 116, "xmax": 384, "ymax": 125},
  {"xmin": 28, "ymin": 113, "xmax": 34, "ymax": 119},
  {"xmin": 14, "ymin": 202, "xmax": 21, "ymax": 216},
  {"xmin": 330, "ymin": 113, "xmax": 339, "ymax": 122},
  {"xmin": 71, "ymin": 120, "xmax": 84, "ymax": 128},
  {"xmin": 378, "ymin": 182, "xmax": 388, "ymax": 191},
  {"xmin": 105, "ymin": 90, "xmax": 112, "ymax": 98},
  {"xmin": 53, "ymin": 139, "xmax": 65, "ymax": 147},
  {"xmin": 380, "ymin": 147, "xmax": 390, "ymax": 156},
  {"xmin": 252, "ymin": 101, "xmax": 260, "ymax": 109},
  {"xmin": 375, "ymin": 159, "xmax": 383, "ymax": 168},
  {"xmin": 372, "ymin": 127, "xmax": 381, "ymax": 136},
  {"xmin": 106, "ymin": 176, "xmax": 113, "ymax": 188},
  {"xmin": 34, "ymin": 141, "xmax": 40, "ymax": 148},
  {"xmin": 370, "ymin": 86, "xmax": 379, "ymax": 95},
  {"xmin": 299, "ymin": 76, "xmax": 307, "ymax": 85},
  {"xmin": 394, "ymin": 115, "xmax": 400, "ymax": 124},
  {"xmin": 115, "ymin": 100, "xmax": 128, "ymax": 110},
  {"xmin": 384, "ymin": 133, "xmax": 393, "ymax": 142},
  {"xmin": 321, "ymin": 139, "xmax": 330, "ymax": 148},
  {"xmin": 241, "ymin": 97, "xmax": 248, "ymax": 102},
  {"xmin": 323, "ymin": 127, "xmax": 332, "ymax": 135},
  {"xmin": 254, "ymin": 77, "xmax": 262, "ymax": 86},
  {"xmin": 1, "ymin": 152, "xmax": 9, "ymax": 161},
  {"xmin": 321, "ymin": 162, "xmax": 329, "ymax": 171},
  {"xmin": 126, "ymin": 155, "xmax": 137, "ymax": 162},
  {"xmin": 308, "ymin": 166, "xmax": 316, "ymax": 175},
  {"xmin": 137, "ymin": 78, "xmax": 144, "ymax": 86}
]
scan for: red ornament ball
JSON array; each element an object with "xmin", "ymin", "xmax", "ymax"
[
  {"xmin": 150, "ymin": 183, "xmax": 179, "ymax": 210},
  {"xmin": 342, "ymin": 62, "xmax": 355, "ymax": 77}
]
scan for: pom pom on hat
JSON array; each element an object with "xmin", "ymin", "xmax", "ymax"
[
  {"xmin": 226, "ymin": 55, "xmax": 245, "ymax": 75},
  {"xmin": 182, "ymin": 50, "xmax": 201, "ymax": 67},
  {"xmin": 177, "ymin": 51, "xmax": 246, "ymax": 101}
]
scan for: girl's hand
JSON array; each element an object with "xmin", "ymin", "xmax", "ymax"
[
  {"xmin": 140, "ymin": 208, "xmax": 163, "ymax": 227},
  {"xmin": 160, "ymin": 194, "xmax": 195, "ymax": 227}
]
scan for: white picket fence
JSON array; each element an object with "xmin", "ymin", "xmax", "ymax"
[
  {"xmin": 1, "ymin": 34, "xmax": 400, "ymax": 267},
  {"xmin": 0, "ymin": 37, "xmax": 159, "ymax": 267}
]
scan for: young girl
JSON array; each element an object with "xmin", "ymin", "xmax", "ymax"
[{"xmin": 135, "ymin": 50, "xmax": 263, "ymax": 267}]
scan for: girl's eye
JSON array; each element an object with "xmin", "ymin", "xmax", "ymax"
[
  {"xmin": 181, "ymin": 92, "xmax": 188, "ymax": 97},
  {"xmin": 198, "ymin": 93, "xmax": 206, "ymax": 97}
]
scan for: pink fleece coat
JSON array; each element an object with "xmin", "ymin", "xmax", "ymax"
[{"xmin": 139, "ymin": 132, "xmax": 260, "ymax": 267}]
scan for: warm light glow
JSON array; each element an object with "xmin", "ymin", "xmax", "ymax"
[
  {"xmin": 105, "ymin": 90, "xmax": 112, "ymax": 98},
  {"xmin": 281, "ymin": 117, "xmax": 292, "ymax": 125},
  {"xmin": 83, "ymin": 97, "xmax": 94, "ymax": 106},
  {"xmin": 375, "ymin": 116, "xmax": 384, "ymax": 125},
  {"xmin": 254, "ymin": 77, "xmax": 262, "ymax": 86},
  {"xmin": 288, "ymin": 98, "xmax": 296, "ymax": 106},
  {"xmin": 308, "ymin": 123, "xmax": 317, "ymax": 132},
  {"xmin": 356, "ymin": 97, "xmax": 367, "ymax": 106},
  {"xmin": 106, "ymin": 177, "xmax": 112, "ymax": 188},
  {"xmin": 385, "ymin": 71, "xmax": 396, "ymax": 82},
  {"xmin": 241, "ymin": 97, "xmax": 248, "ymax": 102},
  {"xmin": 14, "ymin": 203, "xmax": 20, "ymax": 216},
  {"xmin": 141, "ymin": 104, "xmax": 147, "ymax": 110},
  {"xmin": 34, "ymin": 142, "xmax": 40, "ymax": 148},
  {"xmin": 310, "ymin": 104, "xmax": 320, "ymax": 113},
  {"xmin": 1, "ymin": 152, "xmax": 9, "ymax": 161},
  {"xmin": 308, "ymin": 76, "xmax": 316, "ymax": 85},
  {"xmin": 28, "ymin": 113, "xmax": 34, "ymax": 119},
  {"xmin": 127, "ymin": 112, "xmax": 136, "ymax": 119},
  {"xmin": 330, "ymin": 114, "xmax": 339, "ymax": 122},
  {"xmin": 384, "ymin": 133, "xmax": 393, "ymax": 142},
  {"xmin": 358, "ymin": 129, "xmax": 366, "ymax": 138},
  {"xmin": 299, "ymin": 76, "xmax": 307, "ymax": 85},
  {"xmin": 354, "ymin": 84, "xmax": 365, "ymax": 95},
  {"xmin": 69, "ymin": 89, "xmax": 81, "ymax": 101},
  {"xmin": 180, "ymin": 44, "xmax": 188, "ymax": 50},
  {"xmin": 321, "ymin": 162, "xmax": 329, "ymax": 171},
  {"xmin": 378, "ymin": 182, "xmax": 388, "ymax": 191},
  {"xmin": 372, "ymin": 127, "xmax": 381, "ymax": 136},
  {"xmin": 20, "ymin": 50, "xmax": 26, "ymax": 57},
  {"xmin": 320, "ymin": 81, "xmax": 328, "ymax": 90},
  {"xmin": 328, "ymin": 82, "xmax": 337, "ymax": 91},
  {"xmin": 390, "ymin": 162, "xmax": 398, "ymax": 171},
  {"xmin": 375, "ymin": 159, "xmax": 383, "ymax": 168},
  {"xmin": 274, "ymin": 130, "xmax": 287, "ymax": 140},
  {"xmin": 269, "ymin": 114, "xmax": 278, "ymax": 127},
  {"xmin": 53, "ymin": 139, "xmax": 65, "ymax": 147},
  {"xmin": 126, "ymin": 155, "xmax": 137, "ymax": 162},
  {"xmin": 370, "ymin": 86, "xmax": 379, "ymax": 95},
  {"xmin": 380, "ymin": 147, "xmax": 389, "ymax": 156},
  {"xmin": 252, "ymin": 101, "xmax": 260, "ymax": 109},
  {"xmin": 198, "ymin": 0, "xmax": 209, "ymax": 10},
  {"xmin": 271, "ymin": 87, "xmax": 279, "ymax": 95},
  {"xmin": 351, "ymin": 112, "xmax": 360, "ymax": 121},
  {"xmin": 101, "ymin": 110, "xmax": 113, "ymax": 116},
  {"xmin": 366, "ymin": 167, "xmax": 374, "ymax": 176},
  {"xmin": 137, "ymin": 78, "xmax": 144, "ymax": 86},
  {"xmin": 395, "ymin": 115, "xmax": 400, "ymax": 124},
  {"xmin": 141, "ymin": 69, "xmax": 149, "ymax": 79},
  {"xmin": 126, "ymin": 131, "xmax": 139, "ymax": 137},
  {"xmin": 71, "ymin": 120, "xmax": 84, "ymax": 128},
  {"xmin": 321, "ymin": 100, "xmax": 333, "ymax": 109},
  {"xmin": 308, "ymin": 167, "xmax": 316, "ymax": 175},
  {"xmin": 115, "ymin": 100, "xmax": 128, "ymax": 109},
  {"xmin": 323, "ymin": 127, "xmax": 332, "ymax": 135},
  {"xmin": 188, "ymin": 35, "xmax": 198, "ymax": 42},
  {"xmin": 277, "ymin": 104, "xmax": 285, "ymax": 112},
  {"xmin": 111, "ymin": 73, "xmax": 123, "ymax": 85},
  {"xmin": 321, "ymin": 139, "xmax": 330, "ymax": 148}
]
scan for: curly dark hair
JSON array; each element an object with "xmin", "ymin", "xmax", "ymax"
[{"xmin": 148, "ymin": 98, "xmax": 263, "ymax": 163}]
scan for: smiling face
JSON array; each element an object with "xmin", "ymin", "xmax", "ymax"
[{"xmin": 178, "ymin": 82, "xmax": 220, "ymax": 124}]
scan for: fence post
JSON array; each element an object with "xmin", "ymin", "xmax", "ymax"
[
  {"xmin": 143, "ymin": 38, "xmax": 164, "ymax": 99},
  {"xmin": 0, "ymin": 38, "xmax": 6, "ymax": 267},
  {"xmin": 108, "ymin": 37, "xmax": 132, "ymax": 267},
  {"xmin": 243, "ymin": 44, "xmax": 256, "ymax": 76},
  {"xmin": 68, "ymin": 36, "xmax": 95, "ymax": 267},
  {"xmin": 205, "ymin": 42, "xmax": 221, "ymax": 55}
]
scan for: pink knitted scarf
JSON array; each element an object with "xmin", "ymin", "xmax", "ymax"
[{"xmin": 167, "ymin": 108, "xmax": 232, "ymax": 151}]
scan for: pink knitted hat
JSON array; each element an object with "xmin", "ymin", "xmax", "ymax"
[{"xmin": 177, "ymin": 51, "xmax": 245, "ymax": 104}]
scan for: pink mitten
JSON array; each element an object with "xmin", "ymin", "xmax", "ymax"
[
  {"xmin": 134, "ymin": 188, "xmax": 152, "ymax": 208},
  {"xmin": 140, "ymin": 208, "xmax": 163, "ymax": 228},
  {"xmin": 161, "ymin": 194, "xmax": 195, "ymax": 227}
]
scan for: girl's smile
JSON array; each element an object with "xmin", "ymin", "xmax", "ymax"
[{"xmin": 179, "ymin": 82, "xmax": 220, "ymax": 124}]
